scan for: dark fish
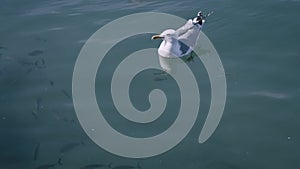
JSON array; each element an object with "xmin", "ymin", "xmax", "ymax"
[
  {"xmin": 50, "ymin": 81, "xmax": 54, "ymax": 86},
  {"xmin": 28, "ymin": 50, "xmax": 44, "ymax": 56},
  {"xmin": 153, "ymin": 77, "xmax": 167, "ymax": 81},
  {"xmin": 61, "ymin": 90, "xmax": 72, "ymax": 100},
  {"xmin": 18, "ymin": 58, "xmax": 46, "ymax": 69},
  {"xmin": 153, "ymin": 70, "xmax": 168, "ymax": 81},
  {"xmin": 60, "ymin": 142, "xmax": 83, "ymax": 154},
  {"xmin": 0, "ymin": 46, "xmax": 6, "ymax": 50},
  {"xmin": 33, "ymin": 143, "xmax": 40, "ymax": 160},
  {"xmin": 32, "ymin": 98, "xmax": 42, "ymax": 119},
  {"xmin": 32, "ymin": 111, "xmax": 38, "ymax": 119},
  {"xmin": 58, "ymin": 158, "xmax": 63, "ymax": 165},
  {"xmin": 153, "ymin": 71, "xmax": 168, "ymax": 76},
  {"xmin": 81, "ymin": 164, "xmax": 107, "ymax": 169}
]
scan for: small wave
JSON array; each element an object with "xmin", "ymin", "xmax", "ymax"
[
  {"xmin": 250, "ymin": 91, "xmax": 291, "ymax": 99},
  {"xmin": 47, "ymin": 27, "xmax": 65, "ymax": 31},
  {"xmin": 22, "ymin": 0, "xmax": 193, "ymax": 16}
]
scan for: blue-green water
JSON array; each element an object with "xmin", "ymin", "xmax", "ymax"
[{"xmin": 1, "ymin": 0, "xmax": 300, "ymax": 169}]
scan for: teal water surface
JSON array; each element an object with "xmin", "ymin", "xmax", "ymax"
[{"xmin": 0, "ymin": 0, "xmax": 300, "ymax": 169}]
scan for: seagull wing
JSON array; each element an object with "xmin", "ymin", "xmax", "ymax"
[
  {"xmin": 175, "ymin": 19, "xmax": 195, "ymax": 37},
  {"xmin": 177, "ymin": 20, "xmax": 202, "ymax": 50}
]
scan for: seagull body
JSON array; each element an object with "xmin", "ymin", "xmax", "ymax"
[{"xmin": 152, "ymin": 18, "xmax": 204, "ymax": 58}]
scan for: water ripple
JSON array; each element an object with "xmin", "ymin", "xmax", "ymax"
[{"xmin": 250, "ymin": 91, "xmax": 291, "ymax": 99}]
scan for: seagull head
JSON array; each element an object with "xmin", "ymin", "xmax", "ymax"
[{"xmin": 151, "ymin": 29, "xmax": 177, "ymax": 40}]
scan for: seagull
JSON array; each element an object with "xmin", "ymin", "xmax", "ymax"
[{"xmin": 152, "ymin": 11, "xmax": 212, "ymax": 59}]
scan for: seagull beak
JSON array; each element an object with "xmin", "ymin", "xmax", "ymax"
[{"xmin": 151, "ymin": 35, "xmax": 162, "ymax": 40}]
